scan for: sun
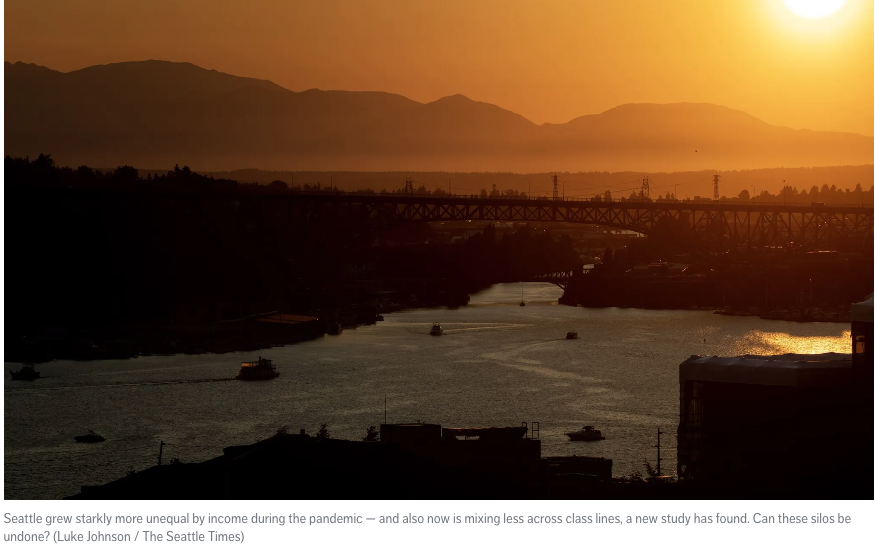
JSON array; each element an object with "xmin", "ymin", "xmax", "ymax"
[{"xmin": 781, "ymin": 0, "xmax": 847, "ymax": 19}]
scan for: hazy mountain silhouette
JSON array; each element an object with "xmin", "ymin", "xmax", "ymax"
[{"xmin": 5, "ymin": 60, "xmax": 872, "ymax": 171}]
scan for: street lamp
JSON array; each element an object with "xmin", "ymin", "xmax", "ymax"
[{"xmin": 751, "ymin": 185, "xmax": 756, "ymax": 202}]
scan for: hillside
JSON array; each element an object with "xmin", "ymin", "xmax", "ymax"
[{"xmin": 5, "ymin": 60, "xmax": 873, "ymax": 172}]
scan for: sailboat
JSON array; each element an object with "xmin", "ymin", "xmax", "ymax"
[{"xmin": 519, "ymin": 281, "xmax": 526, "ymax": 307}]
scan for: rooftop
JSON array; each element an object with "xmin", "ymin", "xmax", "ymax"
[
  {"xmin": 851, "ymin": 293, "xmax": 873, "ymax": 323},
  {"xmin": 680, "ymin": 353, "xmax": 852, "ymax": 387}
]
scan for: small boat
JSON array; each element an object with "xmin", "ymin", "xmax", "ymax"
[
  {"xmin": 10, "ymin": 363, "xmax": 40, "ymax": 381},
  {"xmin": 520, "ymin": 301, "xmax": 526, "ymax": 307},
  {"xmin": 519, "ymin": 281, "xmax": 526, "ymax": 306},
  {"xmin": 566, "ymin": 331, "xmax": 579, "ymax": 339},
  {"xmin": 75, "ymin": 430, "xmax": 105, "ymax": 443},
  {"xmin": 430, "ymin": 323, "xmax": 444, "ymax": 336},
  {"xmin": 566, "ymin": 426, "xmax": 605, "ymax": 441},
  {"xmin": 236, "ymin": 356, "xmax": 279, "ymax": 380}
]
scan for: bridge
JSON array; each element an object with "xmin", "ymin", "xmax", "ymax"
[
  {"xmin": 525, "ymin": 270, "xmax": 579, "ymax": 290},
  {"xmin": 285, "ymin": 193, "xmax": 873, "ymax": 251}
]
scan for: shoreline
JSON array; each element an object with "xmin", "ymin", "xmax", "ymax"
[
  {"xmin": 4, "ymin": 294, "xmax": 471, "ymax": 365},
  {"xmin": 8, "ymin": 296, "xmax": 851, "ymax": 365},
  {"xmin": 712, "ymin": 308, "xmax": 850, "ymax": 323},
  {"xmin": 559, "ymin": 296, "xmax": 851, "ymax": 325}
]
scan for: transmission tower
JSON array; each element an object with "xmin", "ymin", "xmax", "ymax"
[
  {"xmin": 404, "ymin": 177, "xmax": 414, "ymax": 193},
  {"xmin": 713, "ymin": 174, "xmax": 720, "ymax": 201},
  {"xmin": 552, "ymin": 174, "xmax": 559, "ymax": 200},
  {"xmin": 641, "ymin": 176, "xmax": 650, "ymax": 201}
]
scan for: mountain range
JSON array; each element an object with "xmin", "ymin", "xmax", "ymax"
[{"xmin": 5, "ymin": 60, "xmax": 873, "ymax": 172}]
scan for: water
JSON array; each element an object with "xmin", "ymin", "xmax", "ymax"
[{"xmin": 4, "ymin": 283, "xmax": 850, "ymax": 499}]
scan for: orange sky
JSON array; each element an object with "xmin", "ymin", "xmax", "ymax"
[{"xmin": 5, "ymin": 0, "xmax": 874, "ymax": 136}]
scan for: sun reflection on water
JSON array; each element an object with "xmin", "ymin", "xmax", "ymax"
[{"xmin": 739, "ymin": 330, "xmax": 851, "ymax": 355}]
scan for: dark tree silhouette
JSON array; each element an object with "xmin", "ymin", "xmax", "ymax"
[
  {"xmin": 363, "ymin": 425, "xmax": 379, "ymax": 442},
  {"xmin": 316, "ymin": 424, "xmax": 331, "ymax": 440}
]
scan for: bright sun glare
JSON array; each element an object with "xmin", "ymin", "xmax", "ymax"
[{"xmin": 782, "ymin": 0, "xmax": 847, "ymax": 19}]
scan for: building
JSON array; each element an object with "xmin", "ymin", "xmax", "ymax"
[
  {"xmin": 677, "ymin": 294, "xmax": 873, "ymax": 497},
  {"xmin": 70, "ymin": 422, "xmax": 614, "ymax": 500},
  {"xmin": 850, "ymin": 294, "xmax": 873, "ymax": 487},
  {"xmin": 851, "ymin": 293, "xmax": 873, "ymax": 380},
  {"xmin": 379, "ymin": 423, "xmax": 541, "ymax": 476}
]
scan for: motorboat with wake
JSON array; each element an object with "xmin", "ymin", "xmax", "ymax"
[
  {"xmin": 75, "ymin": 430, "xmax": 105, "ymax": 443},
  {"xmin": 10, "ymin": 363, "xmax": 40, "ymax": 381},
  {"xmin": 236, "ymin": 356, "xmax": 279, "ymax": 380},
  {"xmin": 566, "ymin": 426, "xmax": 605, "ymax": 441}
]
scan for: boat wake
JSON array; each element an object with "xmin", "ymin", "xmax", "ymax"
[
  {"xmin": 7, "ymin": 377, "xmax": 237, "ymax": 392},
  {"xmin": 437, "ymin": 324, "xmax": 528, "ymax": 334}
]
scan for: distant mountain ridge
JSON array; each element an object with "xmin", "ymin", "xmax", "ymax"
[{"xmin": 5, "ymin": 60, "xmax": 873, "ymax": 172}]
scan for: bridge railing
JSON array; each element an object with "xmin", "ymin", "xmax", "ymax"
[{"xmin": 289, "ymin": 190, "xmax": 873, "ymax": 208}]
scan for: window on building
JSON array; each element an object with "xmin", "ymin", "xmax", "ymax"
[{"xmin": 854, "ymin": 335, "xmax": 866, "ymax": 355}]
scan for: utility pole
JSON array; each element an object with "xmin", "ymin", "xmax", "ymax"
[
  {"xmin": 655, "ymin": 428, "xmax": 663, "ymax": 476},
  {"xmin": 713, "ymin": 174, "xmax": 720, "ymax": 201},
  {"xmin": 157, "ymin": 441, "xmax": 165, "ymax": 466},
  {"xmin": 553, "ymin": 174, "xmax": 559, "ymax": 200},
  {"xmin": 404, "ymin": 177, "xmax": 414, "ymax": 193},
  {"xmin": 449, "ymin": 178, "xmax": 452, "ymax": 195},
  {"xmin": 641, "ymin": 176, "xmax": 650, "ymax": 201}
]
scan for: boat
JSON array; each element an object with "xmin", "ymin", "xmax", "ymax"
[
  {"xmin": 430, "ymin": 323, "xmax": 444, "ymax": 336},
  {"xmin": 74, "ymin": 430, "xmax": 105, "ymax": 443},
  {"xmin": 236, "ymin": 356, "xmax": 280, "ymax": 380},
  {"xmin": 566, "ymin": 426, "xmax": 606, "ymax": 441},
  {"xmin": 10, "ymin": 363, "xmax": 40, "ymax": 381},
  {"xmin": 519, "ymin": 281, "xmax": 526, "ymax": 306},
  {"xmin": 566, "ymin": 331, "xmax": 579, "ymax": 339},
  {"xmin": 442, "ymin": 426, "xmax": 529, "ymax": 441}
]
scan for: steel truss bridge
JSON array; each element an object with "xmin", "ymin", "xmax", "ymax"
[
  {"xmin": 287, "ymin": 193, "xmax": 872, "ymax": 251},
  {"xmin": 525, "ymin": 270, "xmax": 577, "ymax": 290}
]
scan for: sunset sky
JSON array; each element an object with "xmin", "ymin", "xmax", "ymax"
[{"xmin": 5, "ymin": 0, "xmax": 873, "ymax": 136}]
